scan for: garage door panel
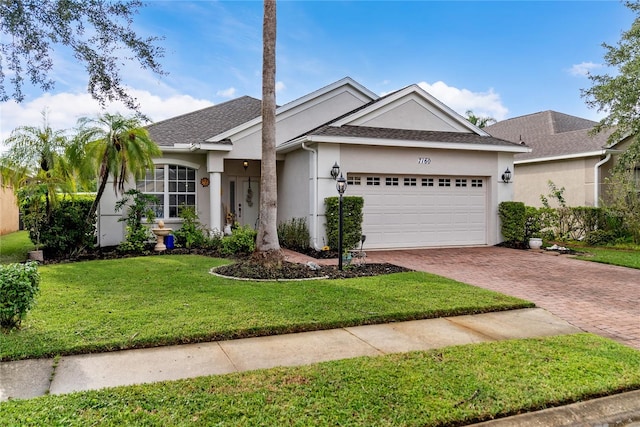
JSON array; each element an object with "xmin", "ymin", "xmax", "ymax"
[{"xmin": 349, "ymin": 175, "xmax": 487, "ymax": 249}]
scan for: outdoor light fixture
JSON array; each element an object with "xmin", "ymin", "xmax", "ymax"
[
  {"xmin": 501, "ymin": 167, "xmax": 512, "ymax": 183},
  {"xmin": 243, "ymin": 160, "xmax": 249, "ymax": 171},
  {"xmin": 336, "ymin": 173, "xmax": 347, "ymax": 271},
  {"xmin": 330, "ymin": 162, "xmax": 340, "ymax": 180}
]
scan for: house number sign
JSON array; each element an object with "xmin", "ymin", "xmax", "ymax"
[{"xmin": 418, "ymin": 157, "xmax": 431, "ymax": 165}]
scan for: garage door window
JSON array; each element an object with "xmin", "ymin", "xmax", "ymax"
[
  {"xmin": 439, "ymin": 178, "xmax": 451, "ymax": 187},
  {"xmin": 422, "ymin": 178, "xmax": 434, "ymax": 187},
  {"xmin": 385, "ymin": 177, "xmax": 398, "ymax": 186},
  {"xmin": 404, "ymin": 177, "xmax": 417, "ymax": 186},
  {"xmin": 347, "ymin": 176, "xmax": 361, "ymax": 186},
  {"xmin": 367, "ymin": 177, "xmax": 380, "ymax": 186},
  {"xmin": 456, "ymin": 179, "xmax": 467, "ymax": 187},
  {"xmin": 471, "ymin": 179, "xmax": 483, "ymax": 187}
]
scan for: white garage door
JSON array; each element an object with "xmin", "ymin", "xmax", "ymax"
[{"xmin": 347, "ymin": 175, "xmax": 487, "ymax": 249}]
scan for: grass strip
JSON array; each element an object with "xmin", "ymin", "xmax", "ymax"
[
  {"xmin": 0, "ymin": 255, "xmax": 532, "ymax": 361},
  {"xmin": 1, "ymin": 334, "xmax": 639, "ymax": 426},
  {"xmin": 0, "ymin": 231, "xmax": 34, "ymax": 265},
  {"xmin": 574, "ymin": 247, "xmax": 640, "ymax": 269}
]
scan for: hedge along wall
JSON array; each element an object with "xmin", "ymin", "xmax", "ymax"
[
  {"xmin": 498, "ymin": 201, "xmax": 526, "ymax": 245},
  {"xmin": 324, "ymin": 196, "xmax": 364, "ymax": 252}
]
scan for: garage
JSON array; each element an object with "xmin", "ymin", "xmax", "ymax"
[{"xmin": 347, "ymin": 174, "xmax": 487, "ymax": 249}]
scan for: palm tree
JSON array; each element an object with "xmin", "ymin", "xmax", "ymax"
[
  {"xmin": 253, "ymin": 0, "xmax": 283, "ymax": 266},
  {"xmin": 465, "ymin": 110, "xmax": 497, "ymax": 128},
  {"xmin": 0, "ymin": 111, "xmax": 73, "ymax": 217},
  {"xmin": 73, "ymin": 112, "xmax": 161, "ymax": 223}
]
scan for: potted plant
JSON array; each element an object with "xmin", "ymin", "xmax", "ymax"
[{"xmin": 528, "ymin": 235, "xmax": 543, "ymax": 250}]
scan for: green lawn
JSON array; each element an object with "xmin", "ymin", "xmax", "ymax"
[
  {"xmin": 1, "ymin": 334, "xmax": 639, "ymax": 426},
  {"xmin": 574, "ymin": 246, "xmax": 640, "ymax": 269},
  {"xmin": 0, "ymin": 231, "xmax": 34, "ymax": 264},
  {"xmin": 0, "ymin": 255, "xmax": 533, "ymax": 361}
]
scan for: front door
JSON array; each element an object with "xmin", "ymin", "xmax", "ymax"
[{"xmin": 238, "ymin": 178, "xmax": 260, "ymax": 229}]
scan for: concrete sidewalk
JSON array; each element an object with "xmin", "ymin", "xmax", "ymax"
[
  {"xmin": 2, "ymin": 307, "xmax": 640, "ymax": 426},
  {"xmin": 2, "ymin": 308, "xmax": 578, "ymax": 400}
]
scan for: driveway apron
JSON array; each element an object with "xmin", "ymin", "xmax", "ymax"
[{"xmin": 366, "ymin": 247, "xmax": 640, "ymax": 350}]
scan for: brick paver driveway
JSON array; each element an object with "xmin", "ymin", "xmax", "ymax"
[{"xmin": 366, "ymin": 247, "xmax": 640, "ymax": 350}]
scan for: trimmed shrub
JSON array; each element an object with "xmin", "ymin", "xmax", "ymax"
[
  {"xmin": 220, "ymin": 225, "xmax": 257, "ymax": 256},
  {"xmin": 324, "ymin": 196, "xmax": 364, "ymax": 252},
  {"xmin": 277, "ymin": 217, "xmax": 310, "ymax": 251},
  {"xmin": 0, "ymin": 261, "xmax": 40, "ymax": 329},
  {"xmin": 499, "ymin": 201, "xmax": 526, "ymax": 246}
]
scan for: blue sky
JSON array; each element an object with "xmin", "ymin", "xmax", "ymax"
[{"xmin": 0, "ymin": 0, "xmax": 635, "ymax": 144}]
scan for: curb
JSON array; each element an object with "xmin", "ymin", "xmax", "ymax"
[{"xmin": 471, "ymin": 389, "xmax": 640, "ymax": 426}]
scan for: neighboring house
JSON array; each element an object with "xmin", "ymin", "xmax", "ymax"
[
  {"xmin": 98, "ymin": 77, "xmax": 529, "ymax": 250},
  {"xmin": 485, "ymin": 110, "xmax": 630, "ymax": 208},
  {"xmin": 0, "ymin": 176, "xmax": 20, "ymax": 235}
]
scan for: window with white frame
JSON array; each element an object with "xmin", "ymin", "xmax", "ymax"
[{"xmin": 137, "ymin": 164, "xmax": 197, "ymax": 219}]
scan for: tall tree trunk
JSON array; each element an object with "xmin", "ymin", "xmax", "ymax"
[{"xmin": 253, "ymin": 0, "xmax": 282, "ymax": 266}]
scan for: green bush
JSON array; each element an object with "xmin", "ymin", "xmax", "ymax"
[
  {"xmin": 115, "ymin": 189, "xmax": 157, "ymax": 253},
  {"xmin": 499, "ymin": 201, "xmax": 526, "ymax": 246},
  {"xmin": 220, "ymin": 225, "xmax": 257, "ymax": 256},
  {"xmin": 39, "ymin": 196, "xmax": 96, "ymax": 257},
  {"xmin": 324, "ymin": 196, "xmax": 364, "ymax": 252},
  {"xmin": 584, "ymin": 229, "xmax": 618, "ymax": 246},
  {"xmin": 277, "ymin": 217, "xmax": 310, "ymax": 251},
  {"xmin": 173, "ymin": 206, "xmax": 206, "ymax": 249},
  {"xmin": 0, "ymin": 262, "xmax": 40, "ymax": 329}
]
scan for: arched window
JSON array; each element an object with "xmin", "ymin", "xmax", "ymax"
[{"xmin": 136, "ymin": 164, "xmax": 196, "ymax": 219}]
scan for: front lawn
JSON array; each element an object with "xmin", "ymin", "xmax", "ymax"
[
  {"xmin": 0, "ymin": 231, "xmax": 34, "ymax": 264},
  {"xmin": 0, "ymin": 255, "xmax": 533, "ymax": 361},
  {"xmin": 1, "ymin": 334, "xmax": 639, "ymax": 426}
]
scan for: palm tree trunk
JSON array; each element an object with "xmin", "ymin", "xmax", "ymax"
[
  {"xmin": 87, "ymin": 173, "xmax": 108, "ymax": 224},
  {"xmin": 253, "ymin": 0, "xmax": 282, "ymax": 265}
]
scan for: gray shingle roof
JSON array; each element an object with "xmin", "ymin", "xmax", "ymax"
[
  {"xmin": 485, "ymin": 110, "xmax": 612, "ymax": 161},
  {"xmin": 310, "ymin": 125, "xmax": 522, "ymax": 148},
  {"xmin": 147, "ymin": 96, "xmax": 262, "ymax": 146}
]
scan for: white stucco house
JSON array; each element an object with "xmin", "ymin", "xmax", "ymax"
[{"xmin": 97, "ymin": 77, "xmax": 530, "ymax": 250}]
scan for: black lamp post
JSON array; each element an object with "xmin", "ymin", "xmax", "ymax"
[{"xmin": 336, "ymin": 173, "xmax": 347, "ymax": 270}]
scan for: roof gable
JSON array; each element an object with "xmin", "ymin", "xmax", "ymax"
[
  {"xmin": 331, "ymin": 84, "xmax": 489, "ymax": 136},
  {"xmin": 207, "ymin": 77, "xmax": 378, "ymax": 143}
]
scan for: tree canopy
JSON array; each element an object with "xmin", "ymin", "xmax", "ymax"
[
  {"xmin": 0, "ymin": 0, "xmax": 164, "ymax": 109},
  {"xmin": 582, "ymin": 0, "xmax": 640, "ymax": 170}
]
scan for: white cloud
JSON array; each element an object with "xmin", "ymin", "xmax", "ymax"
[
  {"xmin": 417, "ymin": 81, "xmax": 509, "ymax": 121},
  {"xmin": 275, "ymin": 81, "xmax": 286, "ymax": 93},
  {"xmin": 216, "ymin": 87, "xmax": 237, "ymax": 98},
  {"xmin": 568, "ymin": 61, "xmax": 602, "ymax": 77},
  {"xmin": 0, "ymin": 89, "xmax": 214, "ymax": 147}
]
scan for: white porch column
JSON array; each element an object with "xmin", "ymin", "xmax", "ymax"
[
  {"xmin": 207, "ymin": 152, "xmax": 225, "ymax": 233},
  {"xmin": 209, "ymin": 172, "xmax": 222, "ymax": 232}
]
